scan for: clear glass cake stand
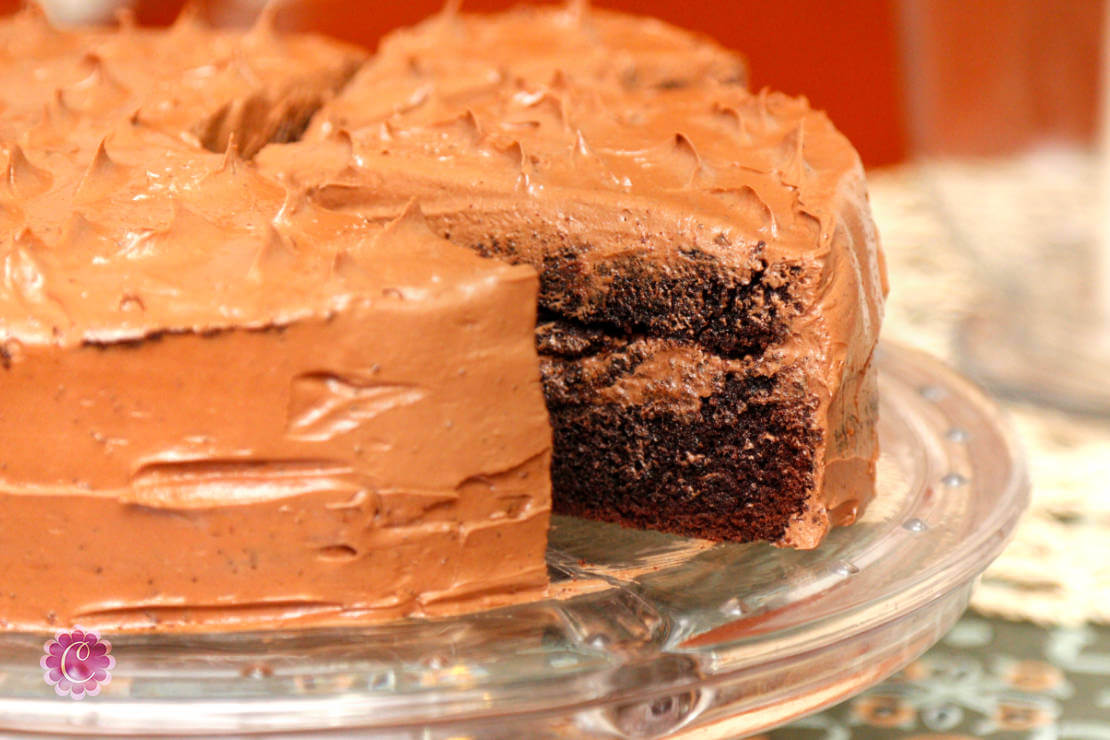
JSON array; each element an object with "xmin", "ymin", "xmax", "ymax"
[{"xmin": 0, "ymin": 342, "xmax": 1028, "ymax": 739}]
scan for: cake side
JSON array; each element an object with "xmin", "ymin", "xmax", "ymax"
[
  {"xmin": 783, "ymin": 163, "xmax": 887, "ymax": 546},
  {"xmin": 0, "ymin": 110, "xmax": 551, "ymax": 630},
  {"xmin": 258, "ymin": 7, "xmax": 887, "ymax": 547},
  {"xmin": 0, "ymin": 284, "xmax": 551, "ymax": 632}
]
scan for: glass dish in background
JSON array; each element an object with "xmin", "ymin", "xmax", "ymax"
[{"xmin": 900, "ymin": 0, "xmax": 1110, "ymax": 414}]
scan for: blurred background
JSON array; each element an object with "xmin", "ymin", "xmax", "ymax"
[{"xmin": 5, "ymin": 0, "xmax": 1109, "ymax": 736}]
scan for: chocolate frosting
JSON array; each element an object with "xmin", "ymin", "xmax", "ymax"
[
  {"xmin": 0, "ymin": 4, "xmax": 364, "ymax": 155},
  {"xmin": 259, "ymin": 3, "xmax": 888, "ymax": 547},
  {"xmin": 318, "ymin": 3, "xmax": 746, "ymax": 135},
  {"xmin": 0, "ymin": 8, "xmax": 550, "ymax": 631}
]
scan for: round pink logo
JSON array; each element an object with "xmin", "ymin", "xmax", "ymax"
[{"xmin": 40, "ymin": 628, "xmax": 114, "ymax": 700}]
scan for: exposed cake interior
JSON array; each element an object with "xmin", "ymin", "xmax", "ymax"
[{"xmin": 257, "ymin": 4, "xmax": 886, "ymax": 547}]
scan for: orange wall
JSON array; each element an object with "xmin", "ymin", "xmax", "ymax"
[
  {"xmin": 5, "ymin": 0, "xmax": 913, "ymax": 166},
  {"xmin": 902, "ymin": 0, "xmax": 1101, "ymax": 157}
]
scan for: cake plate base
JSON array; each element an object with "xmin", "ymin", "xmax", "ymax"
[{"xmin": 0, "ymin": 342, "xmax": 1028, "ymax": 738}]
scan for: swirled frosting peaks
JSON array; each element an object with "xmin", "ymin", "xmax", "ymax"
[
  {"xmin": 0, "ymin": 6, "xmax": 365, "ymax": 156},
  {"xmin": 274, "ymin": 68, "xmax": 858, "ymax": 270},
  {"xmin": 2, "ymin": 116, "xmax": 553, "ymax": 349}
]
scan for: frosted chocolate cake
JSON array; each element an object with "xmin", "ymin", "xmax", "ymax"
[
  {"xmin": 260, "ymin": 4, "xmax": 887, "ymax": 548},
  {"xmin": 0, "ymin": 3, "xmax": 885, "ymax": 631}
]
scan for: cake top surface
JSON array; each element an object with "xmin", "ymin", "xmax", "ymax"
[
  {"xmin": 0, "ymin": 6, "xmax": 537, "ymax": 347},
  {"xmin": 288, "ymin": 83, "xmax": 855, "ymax": 261},
  {"xmin": 0, "ymin": 4, "xmax": 365, "ymax": 154},
  {"xmin": 327, "ymin": 2, "xmax": 746, "ymax": 120},
  {"xmin": 1, "ymin": 119, "xmax": 530, "ymax": 347},
  {"xmin": 261, "ymin": 6, "xmax": 867, "ymax": 278}
]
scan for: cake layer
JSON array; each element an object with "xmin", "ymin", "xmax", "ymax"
[
  {"xmin": 258, "ymin": 5, "xmax": 887, "ymax": 547},
  {"xmin": 538, "ymin": 323, "xmax": 870, "ymax": 542},
  {"xmin": 0, "ymin": 76, "xmax": 550, "ymax": 630}
]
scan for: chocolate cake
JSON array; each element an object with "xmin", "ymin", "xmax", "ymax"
[
  {"xmin": 259, "ymin": 4, "xmax": 887, "ymax": 548},
  {"xmin": 0, "ymin": 3, "xmax": 885, "ymax": 631}
]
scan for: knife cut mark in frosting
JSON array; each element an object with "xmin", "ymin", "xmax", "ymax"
[{"xmin": 127, "ymin": 459, "xmax": 361, "ymax": 508}]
